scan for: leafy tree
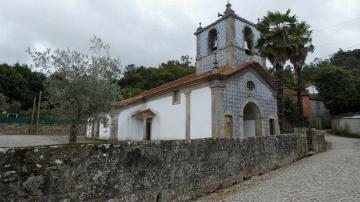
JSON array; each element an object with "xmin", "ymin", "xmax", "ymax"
[
  {"xmin": 0, "ymin": 94, "xmax": 8, "ymax": 112},
  {"xmin": 284, "ymin": 95, "xmax": 299, "ymax": 124},
  {"xmin": 27, "ymin": 37, "xmax": 121, "ymax": 143},
  {"xmin": 314, "ymin": 65, "xmax": 360, "ymax": 115},
  {"xmin": 119, "ymin": 57, "xmax": 195, "ymax": 98},
  {"xmin": 7, "ymin": 101, "xmax": 22, "ymax": 113},
  {"xmin": 268, "ymin": 65, "xmax": 296, "ymax": 89},
  {"xmin": 0, "ymin": 63, "xmax": 45, "ymax": 110},
  {"xmin": 289, "ymin": 21, "xmax": 314, "ymax": 127},
  {"xmin": 330, "ymin": 49, "xmax": 360, "ymax": 70},
  {"xmin": 256, "ymin": 9, "xmax": 297, "ymax": 133}
]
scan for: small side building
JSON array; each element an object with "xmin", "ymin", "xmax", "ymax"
[{"xmin": 309, "ymin": 95, "xmax": 331, "ymax": 129}]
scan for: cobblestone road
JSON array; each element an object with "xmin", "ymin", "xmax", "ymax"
[{"xmin": 195, "ymin": 134, "xmax": 360, "ymax": 202}]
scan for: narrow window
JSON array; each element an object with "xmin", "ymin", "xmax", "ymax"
[
  {"xmin": 145, "ymin": 118, "xmax": 152, "ymax": 140},
  {"xmin": 208, "ymin": 29, "xmax": 218, "ymax": 52},
  {"xmin": 172, "ymin": 90, "xmax": 180, "ymax": 105},
  {"xmin": 225, "ymin": 115, "xmax": 233, "ymax": 139},
  {"xmin": 269, "ymin": 119, "xmax": 275, "ymax": 136},
  {"xmin": 243, "ymin": 26, "xmax": 254, "ymax": 55}
]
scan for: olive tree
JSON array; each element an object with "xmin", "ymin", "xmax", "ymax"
[{"xmin": 27, "ymin": 37, "xmax": 121, "ymax": 143}]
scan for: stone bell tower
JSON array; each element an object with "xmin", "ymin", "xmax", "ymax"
[{"xmin": 194, "ymin": 2, "xmax": 266, "ymax": 74}]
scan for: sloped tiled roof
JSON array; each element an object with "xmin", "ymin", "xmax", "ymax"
[
  {"xmin": 132, "ymin": 109, "xmax": 155, "ymax": 118},
  {"xmin": 113, "ymin": 62, "xmax": 274, "ymax": 108}
]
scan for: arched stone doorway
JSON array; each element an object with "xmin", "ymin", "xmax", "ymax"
[{"xmin": 243, "ymin": 102, "xmax": 262, "ymax": 137}]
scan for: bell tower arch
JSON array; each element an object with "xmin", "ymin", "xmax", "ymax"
[{"xmin": 194, "ymin": 2, "xmax": 265, "ymax": 74}]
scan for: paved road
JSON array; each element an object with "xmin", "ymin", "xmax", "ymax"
[
  {"xmin": 0, "ymin": 135, "xmax": 104, "ymax": 148},
  {"xmin": 195, "ymin": 134, "xmax": 360, "ymax": 202}
]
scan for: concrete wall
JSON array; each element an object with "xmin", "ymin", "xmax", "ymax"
[
  {"xmin": 332, "ymin": 117, "xmax": 360, "ymax": 136},
  {"xmin": 0, "ymin": 133, "xmax": 325, "ymax": 201}
]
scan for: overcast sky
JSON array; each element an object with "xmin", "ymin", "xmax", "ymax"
[{"xmin": 1, "ymin": 0, "xmax": 360, "ymax": 69}]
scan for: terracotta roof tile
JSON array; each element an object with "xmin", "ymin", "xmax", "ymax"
[
  {"xmin": 133, "ymin": 109, "xmax": 155, "ymax": 118},
  {"xmin": 113, "ymin": 62, "xmax": 274, "ymax": 108}
]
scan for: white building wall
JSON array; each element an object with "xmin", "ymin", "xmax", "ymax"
[
  {"xmin": 146, "ymin": 93, "xmax": 186, "ymax": 140},
  {"xmin": 332, "ymin": 117, "xmax": 360, "ymax": 136},
  {"xmin": 190, "ymin": 87, "xmax": 212, "ymax": 139},
  {"xmin": 99, "ymin": 115, "xmax": 111, "ymax": 140},
  {"xmin": 86, "ymin": 120, "xmax": 92, "ymax": 138},
  {"xmin": 115, "ymin": 86, "xmax": 212, "ymax": 141},
  {"xmin": 117, "ymin": 104, "xmax": 145, "ymax": 141}
]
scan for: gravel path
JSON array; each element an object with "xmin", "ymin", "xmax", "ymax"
[{"xmin": 195, "ymin": 134, "xmax": 360, "ymax": 202}]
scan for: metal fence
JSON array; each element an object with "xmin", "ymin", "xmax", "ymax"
[{"xmin": 0, "ymin": 117, "xmax": 63, "ymax": 125}]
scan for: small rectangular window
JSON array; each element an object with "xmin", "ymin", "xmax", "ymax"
[
  {"xmin": 172, "ymin": 91, "xmax": 180, "ymax": 105},
  {"xmin": 269, "ymin": 119, "xmax": 275, "ymax": 136},
  {"xmin": 225, "ymin": 115, "xmax": 233, "ymax": 139}
]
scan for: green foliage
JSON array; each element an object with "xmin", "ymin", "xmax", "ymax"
[
  {"xmin": 0, "ymin": 94, "xmax": 7, "ymax": 111},
  {"xmin": 119, "ymin": 56, "xmax": 195, "ymax": 98},
  {"xmin": 289, "ymin": 21, "xmax": 314, "ymax": 68},
  {"xmin": 256, "ymin": 9, "xmax": 297, "ymax": 66},
  {"xmin": 7, "ymin": 101, "xmax": 22, "ymax": 113},
  {"xmin": 314, "ymin": 65, "xmax": 360, "ymax": 115},
  {"xmin": 330, "ymin": 49, "xmax": 360, "ymax": 70},
  {"xmin": 0, "ymin": 63, "xmax": 45, "ymax": 110},
  {"xmin": 268, "ymin": 65, "xmax": 296, "ymax": 89},
  {"xmin": 283, "ymin": 66, "xmax": 296, "ymax": 89},
  {"xmin": 27, "ymin": 36, "xmax": 122, "ymax": 142},
  {"xmin": 284, "ymin": 96, "xmax": 299, "ymax": 123},
  {"xmin": 302, "ymin": 63, "xmax": 318, "ymax": 84}
]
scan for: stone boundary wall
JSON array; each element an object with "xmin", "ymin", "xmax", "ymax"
[
  {"xmin": 0, "ymin": 133, "xmax": 325, "ymax": 201},
  {"xmin": 0, "ymin": 124, "xmax": 85, "ymax": 136}
]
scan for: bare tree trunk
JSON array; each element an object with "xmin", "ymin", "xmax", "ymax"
[
  {"xmin": 69, "ymin": 122, "xmax": 77, "ymax": 144},
  {"xmin": 96, "ymin": 119, "xmax": 100, "ymax": 139},
  {"xmin": 91, "ymin": 118, "xmax": 95, "ymax": 139},
  {"xmin": 295, "ymin": 65, "xmax": 305, "ymax": 127},
  {"xmin": 275, "ymin": 63, "xmax": 284, "ymax": 134}
]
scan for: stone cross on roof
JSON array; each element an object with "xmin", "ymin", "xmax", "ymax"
[{"xmin": 224, "ymin": 0, "xmax": 235, "ymax": 15}]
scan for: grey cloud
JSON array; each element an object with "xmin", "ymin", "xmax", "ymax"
[{"xmin": 1, "ymin": 0, "xmax": 360, "ymax": 68}]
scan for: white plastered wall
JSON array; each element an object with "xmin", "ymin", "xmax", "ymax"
[
  {"xmin": 98, "ymin": 114, "xmax": 111, "ymax": 140},
  {"xmin": 190, "ymin": 87, "xmax": 212, "ymax": 139},
  {"xmin": 115, "ymin": 85, "xmax": 212, "ymax": 140}
]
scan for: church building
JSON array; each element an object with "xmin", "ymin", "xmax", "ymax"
[{"xmin": 89, "ymin": 3, "xmax": 280, "ymax": 141}]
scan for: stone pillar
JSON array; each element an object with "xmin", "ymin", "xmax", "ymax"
[
  {"xmin": 143, "ymin": 118, "xmax": 147, "ymax": 140},
  {"xmin": 225, "ymin": 15, "xmax": 236, "ymax": 67},
  {"xmin": 239, "ymin": 115, "xmax": 244, "ymax": 137},
  {"xmin": 185, "ymin": 90, "xmax": 191, "ymax": 140},
  {"xmin": 210, "ymin": 76, "xmax": 226, "ymax": 138},
  {"xmin": 110, "ymin": 110, "xmax": 119, "ymax": 142},
  {"xmin": 195, "ymin": 30, "xmax": 201, "ymax": 74}
]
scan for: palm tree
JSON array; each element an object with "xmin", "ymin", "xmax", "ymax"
[
  {"xmin": 256, "ymin": 9, "xmax": 296, "ymax": 133},
  {"xmin": 289, "ymin": 22, "xmax": 314, "ymax": 127}
]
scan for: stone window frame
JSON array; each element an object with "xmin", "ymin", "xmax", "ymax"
[
  {"xmin": 208, "ymin": 28, "xmax": 218, "ymax": 53},
  {"xmin": 225, "ymin": 113, "xmax": 234, "ymax": 139},
  {"xmin": 243, "ymin": 26, "xmax": 254, "ymax": 55},
  {"xmin": 246, "ymin": 80, "xmax": 256, "ymax": 91},
  {"xmin": 172, "ymin": 90, "xmax": 181, "ymax": 105}
]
